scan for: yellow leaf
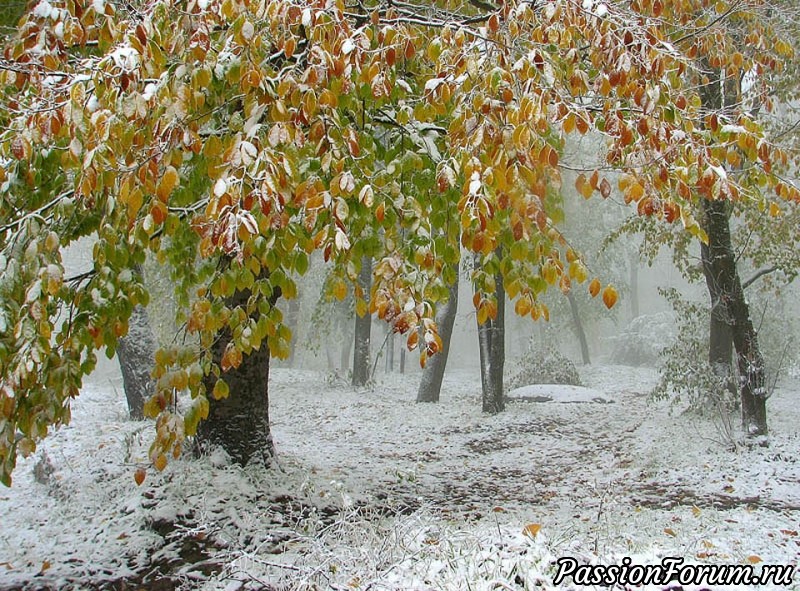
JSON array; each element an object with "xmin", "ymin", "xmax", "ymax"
[
  {"xmin": 477, "ymin": 303, "xmax": 489, "ymax": 325},
  {"xmin": 332, "ymin": 279, "xmax": 347, "ymax": 301},
  {"xmin": 575, "ymin": 173, "xmax": 593, "ymax": 199},
  {"xmin": 664, "ymin": 527, "xmax": 676, "ymax": 537},
  {"xmin": 154, "ymin": 453, "xmax": 167, "ymax": 472},
  {"xmin": 691, "ymin": 505, "xmax": 702, "ymax": 517},
  {"xmin": 602, "ymin": 285, "xmax": 618, "ymax": 309},
  {"xmin": 355, "ymin": 298, "xmax": 368, "ymax": 318},
  {"xmin": 39, "ymin": 561, "xmax": 51, "ymax": 574},
  {"xmin": 156, "ymin": 166, "xmax": 179, "ymax": 202},
  {"xmin": 523, "ymin": 523, "xmax": 542, "ymax": 538},
  {"xmin": 769, "ymin": 202, "xmax": 781, "ymax": 217},
  {"xmin": 212, "ymin": 379, "xmax": 230, "ymax": 400}
]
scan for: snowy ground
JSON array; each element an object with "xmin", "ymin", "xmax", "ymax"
[{"xmin": 0, "ymin": 364, "xmax": 798, "ymax": 590}]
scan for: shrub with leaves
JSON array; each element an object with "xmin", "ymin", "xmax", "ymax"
[
  {"xmin": 507, "ymin": 343, "xmax": 582, "ymax": 391},
  {"xmin": 651, "ymin": 289, "xmax": 736, "ymax": 414}
]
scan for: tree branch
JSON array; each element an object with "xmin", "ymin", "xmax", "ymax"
[{"xmin": 742, "ymin": 266, "xmax": 778, "ymax": 290}]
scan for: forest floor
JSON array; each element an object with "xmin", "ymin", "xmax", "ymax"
[{"xmin": 0, "ymin": 364, "xmax": 798, "ymax": 590}]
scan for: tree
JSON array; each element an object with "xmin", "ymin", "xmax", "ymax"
[
  {"xmin": 417, "ymin": 266, "xmax": 458, "ymax": 403},
  {"xmin": 352, "ymin": 256, "xmax": 372, "ymax": 386},
  {"xmin": 475, "ymin": 251, "xmax": 505, "ymax": 413},
  {"xmin": 116, "ymin": 297, "xmax": 157, "ymax": 419},
  {"xmin": 2, "ymin": 0, "xmax": 796, "ymax": 485}
]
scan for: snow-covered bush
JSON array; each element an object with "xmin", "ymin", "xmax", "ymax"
[
  {"xmin": 651, "ymin": 289, "xmax": 737, "ymax": 415},
  {"xmin": 610, "ymin": 312, "xmax": 677, "ymax": 367},
  {"xmin": 506, "ymin": 344, "xmax": 583, "ymax": 391}
]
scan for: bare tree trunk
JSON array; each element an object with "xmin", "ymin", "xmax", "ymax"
[
  {"xmin": 477, "ymin": 254, "xmax": 505, "ymax": 413},
  {"xmin": 701, "ymin": 199, "xmax": 768, "ymax": 436},
  {"xmin": 701, "ymin": 240, "xmax": 736, "ymax": 398},
  {"xmin": 198, "ymin": 286, "xmax": 275, "ymax": 465},
  {"xmin": 629, "ymin": 251, "xmax": 640, "ymax": 320},
  {"xmin": 385, "ymin": 325, "xmax": 394, "ymax": 373},
  {"xmin": 417, "ymin": 271, "xmax": 459, "ymax": 403},
  {"xmin": 567, "ymin": 290, "xmax": 591, "ymax": 365},
  {"xmin": 116, "ymin": 302, "xmax": 156, "ymax": 420},
  {"xmin": 352, "ymin": 256, "xmax": 372, "ymax": 387}
]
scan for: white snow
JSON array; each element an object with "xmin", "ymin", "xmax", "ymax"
[
  {"xmin": 0, "ymin": 365, "xmax": 799, "ymax": 589},
  {"xmin": 507, "ymin": 383, "xmax": 613, "ymax": 403}
]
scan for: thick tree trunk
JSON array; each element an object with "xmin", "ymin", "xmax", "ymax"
[
  {"xmin": 417, "ymin": 271, "xmax": 459, "ymax": 403},
  {"xmin": 477, "ymin": 257, "xmax": 505, "ymax": 413},
  {"xmin": 701, "ymin": 199, "xmax": 768, "ymax": 436},
  {"xmin": 698, "ymin": 64, "xmax": 767, "ymax": 436},
  {"xmin": 701, "ymin": 240, "xmax": 736, "ymax": 399},
  {"xmin": 198, "ymin": 287, "xmax": 274, "ymax": 466},
  {"xmin": 116, "ymin": 302, "xmax": 157, "ymax": 420},
  {"xmin": 352, "ymin": 256, "xmax": 373, "ymax": 387},
  {"xmin": 567, "ymin": 290, "xmax": 591, "ymax": 365}
]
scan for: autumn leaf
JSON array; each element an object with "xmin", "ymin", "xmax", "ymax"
[
  {"xmin": 134, "ymin": 468, "xmax": 146, "ymax": 486},
  {"xmin": 575, "ymin": 174, "xmax": 593, "ymax": 199},
  {"xmin": 602, "ymin": 286, "xmax": 618, "ymax": 309},
  {"xmin": 589, "ymin": 278, "xmax": 601, "ymax": 298},
  {"xmin": 523, "ymin": 523, "xmax": 542, "ymax": 538}
]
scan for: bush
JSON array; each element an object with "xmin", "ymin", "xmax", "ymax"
[
  {"xmin": 506, "ymin": 344, "xmax": 583, "ymax": 391},
  {"xmin": 610, "ymin": 312, "xmax": 677, "ymax": 367},
  {"xmin": 651, "ymin": 289, "xmax": 737, "ymax": 415}
]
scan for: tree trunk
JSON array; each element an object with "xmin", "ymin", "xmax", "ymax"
[
  {"xmin": 629, "ymin": 251, "xmax": 640, "ymax": 321},
  {"xmin": 385, "ymin": 325, "xmax": 394, "ymax": 373},
  {"xmin": 281, "ymin": 295, "xmax": 301, "ymax": 368},
  {"xmin": 417, "ymin": 271, "xmax": 459, "ymax": 403},
  {"xmin": 116, "ymin": 302, "xmax": 157, "ymax": 420},
  {"xmin": 701, "ymin": 240, "xmax": 736, "ymax": 399},
  {"xmin": 352, "ymin": 256, "xmax": 373, "ymax": 387},
  {"xmin": 701, "ymin": 199, "xmax": 768, "ymax": 436},
  {"xmin": 198, "ymin": 287, "xmax": 274, "ymax": 466},
  {"xmin": 477, "ymin": 255, "xmax": 505, "ymax": 413},
  {"xmin": 567, "ymin": 290, "xmax": 591, "ymax": 365},
  {"xmin": 698, "ymin": 64, "xmax": 767, "ymax": 437}
]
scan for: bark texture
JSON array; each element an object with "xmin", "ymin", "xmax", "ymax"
[
  {"xmin": 699, "ymin": 64, "xmax": 767, "ymax": 437},
  {"xmin": 477, "ymin": 257, "xmax": 505, "ymax": 413},
  {"xmin": 701, "ymin": 198, "xmax": 768, "ymax": 436},
  {"xmin": 116, "ymin": 303, "xmax": 157, "ymax": 420},
  {"xmin": 198, "ymin": 287, "xmax": 274, "ymax": 466},
  {"xmin": 417, "ymin": 272, "xmax": 459, "ymax": 403},
  {"xmin": 352, "ymin": 256, "xmax": 372, "ymax": 387},
  {"xmin": 567, "ymin": 290, "xmax": 591, "ymax": 365}
]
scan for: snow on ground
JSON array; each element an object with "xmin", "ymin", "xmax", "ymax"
[{"xmin": 0, "ymin": 365, "xmax": 798, "ymax": 590}]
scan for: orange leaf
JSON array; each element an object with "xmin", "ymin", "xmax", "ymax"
[
  {"xmin": 588, "ymin": 278, "xmax": 601, "ymax": 298},
  {"xmin": 134, "ymin": 468, "xmax": 146, "ymax": 486},
  {"xmin": 747, "ymin": 555, "xmax": 762, "ymax": 564},
  {"xmin": 156, "ymin": 166, "xmax": 179, "ymax": 202},
  {"xmin": 523, "ymin": 523, "xmax": 542, "ymax": 538},
  {"xmin": 154, "ymin": 453, "xmax": 167, "ymax": 472},
  {"xmin": 602, "ymin": 285, "xmax": 618, "ymax": 309}
]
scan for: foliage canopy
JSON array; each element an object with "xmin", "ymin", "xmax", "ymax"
[{"xmin": 0, "ymin": 0, "xmax": 796, "ymax": 483}]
